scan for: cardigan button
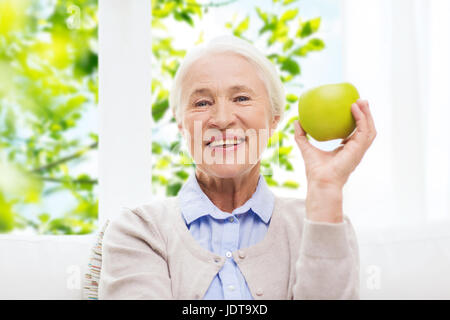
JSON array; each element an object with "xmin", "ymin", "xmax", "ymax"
[
  {"xmin": 256, "ymin": 288, "xmax": 264, "ymax": 296},
  {"xmin": 238, "ymin": 250, "xmax": 246, "ymax": 259}
]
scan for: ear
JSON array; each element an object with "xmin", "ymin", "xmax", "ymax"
[
  {"xmin": 270, "ymin": 114, "xmax": 281, "ymax": 132},
  {"xmin": 177, "ymin": 121, "xmax": 184, "ymax": 136},
  {"xmin": 173, "ymin": 111, "xmax": 184, "ymax": 135}
]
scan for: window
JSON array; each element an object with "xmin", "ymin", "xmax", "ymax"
[
  {"xmin": 0, "ymin": 0, "xmax": 98, "ymax": 235},
  {"xmin": 151, "ymin": 0, "xmax": 344, "ymax": 201},
  {"xmin": 0, "ymin": 0, "xmax": 151, "ymax": 299}
]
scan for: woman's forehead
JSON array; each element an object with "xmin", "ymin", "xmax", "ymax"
[
  {"xmin": 188, "ymin": 52, "xmax": 259, "ymax": 78},
  {"xmin": 181, "ymin": 53, "xmax": 266, "ymax": 96}
]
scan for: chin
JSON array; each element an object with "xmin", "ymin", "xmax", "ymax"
[{"xmin": 202, "ymin": 163, "xmax": 253, "ymax": 179}]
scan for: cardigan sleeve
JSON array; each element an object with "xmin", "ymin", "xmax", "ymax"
[
  {"xmin": 292, "ymin": 215, "xmax": 360, "ymax": 299},
  {"xmin": 98, "ymin": 207, "xmax": 173, "ymax": 299}
]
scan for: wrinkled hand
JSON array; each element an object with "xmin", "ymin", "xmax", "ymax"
[{"xmin": 294, "ymin": 99, "xmax": 377, "ymax": 190}]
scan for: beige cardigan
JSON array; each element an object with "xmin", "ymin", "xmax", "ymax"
[{"xmin": 98, "ymin": 195, "xmax": 359, "ymax": 300}]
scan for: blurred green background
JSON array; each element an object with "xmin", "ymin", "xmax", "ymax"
[
  {"xmin": 0, "ymin": 0, "xmax": 98, "ymax": 234},
  {"xmin": 0, "ymin": 0, "xmax": 325, "ymax": 234}
]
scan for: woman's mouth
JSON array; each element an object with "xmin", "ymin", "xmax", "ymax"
[{"xmin": 207, "ymin": 137, "xmax": 246, "ymax": 151}]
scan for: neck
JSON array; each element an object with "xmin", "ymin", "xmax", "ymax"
[{"xmin": 195, "ymin": 165, "xmax": 261, "ymax": 213}]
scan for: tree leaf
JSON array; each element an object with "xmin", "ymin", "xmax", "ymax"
[
  {"xmin": 264, "ymin": 176, "xmax": 279, "ymax": 186},
  {"xmin": 233, "ymin": 16, "xmax": 250, "ymax": 37},
  {"xmin": 152, "ymin": 141, "xmax": 162, "ymax": 155},
  {"xmin": 292, "ymin": 38, "xmax": 325, "ymax": 57},
  {"xmin": 308, "ymin": 38, "xmax": 325, "ymax": 50},
  {"xmin": 259, "ymin": 22, "xmax": 276, "ymax": 35},
  {"xmin": 173, "ymin": 11, "xmax": 194, "ymax": 27},
  {"xmin": 281, "ymin": 57, "xmax": 301, "ymax": 76},
  {"xmin": 175, "ymin": 170, "xmax": 189, "ymax": 180},
  {"xmin": 280, "ymin": 9, "xmax": 299, "ymax": 23},
  {"xmin": 282, "ymin": 180, "xmax": 299, "ymax": 189},
  {"xmin": 297, "ymin": 17, "xmax": 321, "ymax": 38},
  {"xmin": 152, "ymin": 98, "xmax": 169, "ymax": 121},
  {"xmin": 283, "ymin": 39, "xmax": 294, "ymax": 52},
  {"xmin": 278, "ymin": 146, "xmax": 293, "ymax": 156},
  {"xmin": 0, "ymin": 193, "xmax": 15, "ymax": 233},
  {"xmin": 286, "ymin": 93, "xmax": 298, "ymax": 103},
  {"xmin": 155, "ymin": 156, "xmax": 171, "ymax": 169},
  {"xmin": 166, "ymin": 182, "xmax": 182, "ymax": 196},
  {"xmin": 255, "ymin": 7, "xmax": 268, "ymax": 23},
  {"xmin": 283, "ymin": 0, "xmax": 299, "ymax": 5},
  {"xmin": 153, "ymin": 2, "xmax": 176, "ymax": 19}
]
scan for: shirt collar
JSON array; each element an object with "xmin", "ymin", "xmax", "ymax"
[{"xmin": 178, "ymin": 172, "xmax": 274, "ymax": 225}]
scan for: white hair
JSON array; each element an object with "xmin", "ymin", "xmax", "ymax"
[{"xmin": 169, "ymin": 35, "xmax": 285, "ymax": 123}]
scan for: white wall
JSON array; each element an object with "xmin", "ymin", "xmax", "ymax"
[{"xmin": 342, "ymin": 0, "xmax": 450, "ymax": 227}]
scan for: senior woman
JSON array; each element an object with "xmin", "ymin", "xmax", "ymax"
[{"xmin": 98, "ymin": 35, "xmax": 376, "ymax": 300}]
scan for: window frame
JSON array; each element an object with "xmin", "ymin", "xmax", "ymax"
[
  {"xmin": 0, "ymin": 0, "xmax": 152, "ymax": 299},
  {"xmin": 97, "ymin": 0, "xmax": 152, "ymax": 227}
]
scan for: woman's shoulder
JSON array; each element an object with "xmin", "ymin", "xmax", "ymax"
[
  {"xmin": 105, "ymin": 197, "xmax": 177, "ymax": 243},
  {"xmin": 273, "ymin": 195, "xmax": 306, "ymax": 213},
  {"xmin": 272, "ymin": 195, "xmax": 307, "ymax": 224},
  {"xmin": 105, "ymin": 196, "xmax": 180, "ymax": 241},
  {"xmin": 274, "ymin": 195, "xmax": 306, "ymax": 207},
  {"xmin": 131, "ymin": 196, "xmax": 179, "ymax": 222}
]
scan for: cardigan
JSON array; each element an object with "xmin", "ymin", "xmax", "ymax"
[{"xmin": 98, "ymin": 195, "xmax": 360, "ymax": 300}]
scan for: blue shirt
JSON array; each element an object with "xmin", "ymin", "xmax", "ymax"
[{"xmin": 178, "ymin": 173, "xmax": 275, "ymax": 300}]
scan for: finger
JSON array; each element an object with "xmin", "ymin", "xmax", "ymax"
[
  {"xmin": 340, "ymin": 132, "xmax": 354, "ymax": 145},
  {"xmin": 334, "ymin": 101, "xmax": 374, "ymax": 158},
  {"xmin": 332, "ymin": 143, "xmax": 345, "ymax": 155},
  {"xmin": 357, "ymin": 99, "xmax": 377, "ymax": 136},
  {"xmin": 351, "ymin": 102, "xmax": 372, "ymax": 144},
  {"xmin": 294, "ymin": 120, "xmax": 316, "ymax": 156},
  {"xmin": 337, "ymin": 101, "xmax": 367, "ymax": 147},
  {"xmin": 356, "ymin": 100, "xmax": 377, "ymax": 147},
  {"xmin": 353, "ymin": 101, "xmax": 368, "ymax": 130}
]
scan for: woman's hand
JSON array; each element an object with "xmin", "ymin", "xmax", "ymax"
[
  {"xmin": 294, "ymin": 99, "xmax": 377, "ymax": 189},
  {"xmin": 294, "ymin": 99, "xmax": 377, "ymax": 223}
]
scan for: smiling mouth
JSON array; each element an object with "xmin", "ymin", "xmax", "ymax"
[{"xmin": 207, "ymin": 137, "xmax": 246, "ymax": 148}]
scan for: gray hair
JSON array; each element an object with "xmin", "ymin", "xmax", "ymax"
[{"xmin": 169, "ymin": 35, "xmax": 285, "ymax": 123}]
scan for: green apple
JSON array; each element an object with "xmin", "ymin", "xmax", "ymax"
[{"xmin": 298, "ymin": 82, "xmax": 360, "ymax": 141}]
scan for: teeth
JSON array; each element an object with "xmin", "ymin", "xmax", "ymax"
[{"xmin": 209, "ymin": 138, "xmax": 245, "ymax": 148}]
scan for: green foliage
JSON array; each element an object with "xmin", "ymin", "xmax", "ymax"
[
  {"xmin": 150, "ymin": 0, "xmax": 325, "ymax": 197},
  {"xmin": 0, "ymin": 0, "xmax": 98, "ymax": 234},
  {"xmin": 0, "ymin": 0, "xmax": 324, "ymax": 233}
]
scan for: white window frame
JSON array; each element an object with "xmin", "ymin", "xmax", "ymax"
[
  {"xmin": 98, "ymin": 0, "xmax": 152, "ymax": 226},
  {"xmin": 0, "ymin": 0, "xmax": 151, "ymax": 299}
]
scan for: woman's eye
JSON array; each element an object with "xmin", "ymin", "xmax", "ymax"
[
  {"xmin": 195, "ymin": 100, "xmax": 210, "ymax": 107},
  {"xmin": 235, "ymin": 96, "xmax": 250, "ymax": 102}
]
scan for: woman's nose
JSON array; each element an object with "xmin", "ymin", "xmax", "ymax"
[{"xmin": 209, "ymin": 100, "xmax": 236, "ymax": 129}]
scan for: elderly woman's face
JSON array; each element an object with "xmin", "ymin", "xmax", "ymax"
[{"xmin": 179, "ymin": 52, "xmax": 279, "ymax": 178}]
